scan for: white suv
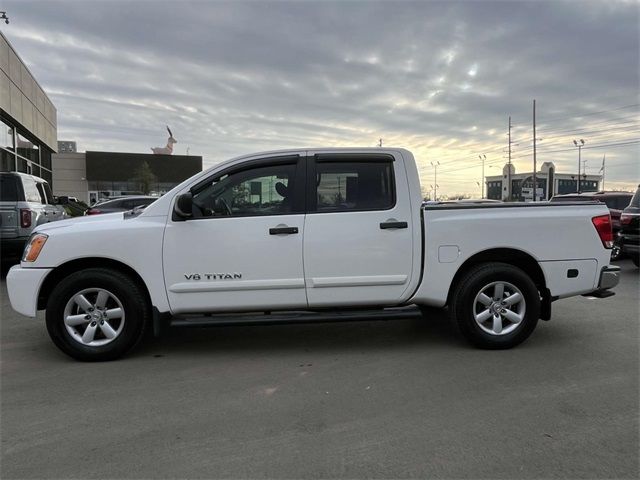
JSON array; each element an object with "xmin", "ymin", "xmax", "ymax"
[{"xmin": 0, "ymin": 172, "xmax": 66, "ymax": 263}]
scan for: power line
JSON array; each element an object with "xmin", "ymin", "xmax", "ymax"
[
  {"xmin": 539, "ymin": 103, "xmax": 639, "ymax": 124},
  {"xmin": 510, "ymin": 139, "xmax": 639, "ymax": 159}
]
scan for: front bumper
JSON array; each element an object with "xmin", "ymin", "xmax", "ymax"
[{"xmin": 6, "ymin": 266, "xmax": 52, "ymax": 317}]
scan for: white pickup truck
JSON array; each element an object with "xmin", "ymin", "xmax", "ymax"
[{"xmin": 7, "ymin": 148, "xmax": 620, "ymax": 361}]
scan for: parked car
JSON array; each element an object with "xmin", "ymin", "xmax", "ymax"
[
  {"xmin": 6, "ymin": 148, "xmax": 619, "ymax": 361},
  {"xmin": 85, "ymin": 196, "xmax": 157, "ymax": 215},
  {"xmin": 615, "ymin": 185, "xmax": 640, "ymax": 268},
  {"xmin": 0, "ymin": 172, "xmax": 66, "ymax": 263},
  {"xmin": 550, "ymin": 191, "xmax": 633, "ymax": 233}
]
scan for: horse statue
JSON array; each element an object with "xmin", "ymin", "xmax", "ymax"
[{"xmin": 151, "ymin": 126, "xmax": 177, "ymax": 155}]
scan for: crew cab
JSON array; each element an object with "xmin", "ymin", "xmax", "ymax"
[{"xmin": 6, "ymin": 149, "xmax": 620, "ymax": 361}]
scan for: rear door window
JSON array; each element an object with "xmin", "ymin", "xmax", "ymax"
[{"xmin": 312, "ymin": 159, "xmax": 395, "ymax": 212}]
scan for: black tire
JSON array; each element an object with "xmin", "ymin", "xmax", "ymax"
[
  {"xmin": 46, "ymin": 268, "xmax": 150, "ymax": 361},
  {"xmin": 450, "ymin": 263, "xmax": 540, "ymax": 349}
]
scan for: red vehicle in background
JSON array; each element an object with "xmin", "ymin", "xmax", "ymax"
[{"xmin": 550, "ymin": 191, "xmax": 633, "ymax": 230}]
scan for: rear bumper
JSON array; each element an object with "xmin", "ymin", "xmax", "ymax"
[
  {"xmin": 598, "ymin": 265, "xmax": 620, "ymax": 290},
  {"xmin": 582, "ymin": 265, "xmax": 620, "ymax": 299},
  {"xmin": 6, "ymin": 266, "xmax": 52, "ymax": 317}
]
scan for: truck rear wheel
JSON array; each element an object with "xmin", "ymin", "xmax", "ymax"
[
  {"xmin": 45, "ymin": 268, "xmax": 150, "ymax": 361},
  {"xmin": 450, "ymin": 263, "xmax": 540, "ymax": 349}
]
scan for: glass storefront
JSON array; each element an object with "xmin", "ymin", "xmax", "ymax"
[{"xmin": 0, "ymin": 115, "xmax": 53, "ymax": 184}]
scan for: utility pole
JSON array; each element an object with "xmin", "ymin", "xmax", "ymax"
[
  {"xmin": 478, "ymin": 154, "xmax": 486, "ymax": 198},
  {"xmin": 430, "ymin": 161, "xmax": 440, "ymax": 200},
  {"xmin": 573, "ymin": 139, "xmax": 585, "ymax": 192},
  {"xmin": 507, "ymin": 116, "xmax": 512, "ymax": 201},
  {"xmin": 532, "ymin": 100, "xmax": 537, "ymax": 202},
  {"xmin": 600, "ymin": 154, "xmax": 606, "ymax": 190}
]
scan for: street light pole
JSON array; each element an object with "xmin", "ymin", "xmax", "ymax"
[
  {"xmin": 573, "ymin": 139, "xmax": 585, "ymax": 193},
  {"xmin": 478, "ymin": 154, "xmax": 486, "ymax": 199},
  {"xmin": 430, "ymin": 161, "xmax": 440, "ymax": 200}
]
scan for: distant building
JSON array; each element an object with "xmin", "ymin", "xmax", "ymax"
[
  {"xmin": 52, "ymin": 150, "xmax": 203, "ymax": 204},
  {"xmin": 0, "ymin": 31, "xmax": 57, "ymax": 184},
  {"xmin": 485, "ymin": 162, "xmax": 601, "ymax": 201},
  {"xmin": 57, "ymin": 140, "xmax": 77, "ymax": 153}
]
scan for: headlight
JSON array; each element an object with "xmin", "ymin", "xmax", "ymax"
[{"xmin": 22, "ymin": 233, "xmax": 48, "ymax": 262}]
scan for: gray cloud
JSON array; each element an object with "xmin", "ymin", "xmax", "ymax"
[{"xmin": 5, "ymin": 0, "xmax": 639, "ymax": 195}]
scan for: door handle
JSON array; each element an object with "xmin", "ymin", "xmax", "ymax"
[
  {"xmin": 380, "ymin": 221, "xmax": 408, "ymax": 229},
  {"xmin": 269, "ymin": 226, "xmax": 299, "ymax": 235}
]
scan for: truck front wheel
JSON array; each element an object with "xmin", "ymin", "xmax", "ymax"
[
  {"xmin": 45, "ymin": 268, "xmax": 150, "ymax": 361},
  {"xmin": 450, "ymin": 263, "xmax": 540, "ymax": 349}
]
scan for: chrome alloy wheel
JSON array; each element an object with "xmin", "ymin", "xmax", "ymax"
[
  {"xmin": 473, "ymin": 281, "xmax": 526, "ymax": 336},
  {"xmin": 63, "ymin": 288, "xmax": 125, "ymax": 346}
]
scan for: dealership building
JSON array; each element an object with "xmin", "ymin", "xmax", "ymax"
[
  {"xmin": 0, "ymin": 31, "xmax": 57, "ymax": 183},
  {"xmin": 53, "ymin": 149, "xmax": 203, "ymax": 204},
  {"xmin": 485, "ymin": 162, "xmax": 602, "ymax": 201}
]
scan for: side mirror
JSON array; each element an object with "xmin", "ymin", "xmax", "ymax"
[{"xmin": 174, "ymin": 192, "xmax": 193, "ymax": 219}]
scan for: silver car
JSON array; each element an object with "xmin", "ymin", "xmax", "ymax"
[{"xmin": 0, "ymin": 172, "xmax": 66, "ymax": 263}]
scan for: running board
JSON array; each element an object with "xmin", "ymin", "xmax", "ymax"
[{"xmin": 169, "ymin": 306, "xmax": 423, "ymax": 329}]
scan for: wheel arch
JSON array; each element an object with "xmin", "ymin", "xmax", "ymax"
[
  {"xmin": 447, "ymin": 248, "xmax": 548, "ymax": 307},
  {"xmin": 37, "ymin": 257, "xmax": 153, "ymax": 311}
]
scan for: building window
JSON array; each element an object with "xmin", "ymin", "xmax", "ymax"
[
  {"xmin": 1, "ymin": 147, "xmax": 15, "ymax": 172},
  {"xmin": 1, "ymin": 118, "xmax": 14, "ymax": 150}
]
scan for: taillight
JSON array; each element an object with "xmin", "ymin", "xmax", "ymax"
[
  {"xmin": 20, "ymin": 209, "xmax": 32, "ymax": 228},
  {"xmin": 592, "ymin": 214, "xmax": 613, "ymax": 249},
  {"xmin": 86, "ymin": 209, "xmax": 102, "ymax": 215},
  {"xmin": 620, "ymin": 213, "xmax": 632, "ymax": 225}
]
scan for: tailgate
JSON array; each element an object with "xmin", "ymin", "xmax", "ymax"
[{"xmin": 0, "ymin": 202, "xmax": 19, "ymax": 238}]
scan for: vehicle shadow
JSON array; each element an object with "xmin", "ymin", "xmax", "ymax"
[{"xmin": 0, "ymin": 260, "xmax": 18, "ymax": 279}]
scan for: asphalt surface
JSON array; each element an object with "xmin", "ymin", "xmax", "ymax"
[{"xmin": 1, "ymin": 260, "xmax": 638, "ymax": 479}]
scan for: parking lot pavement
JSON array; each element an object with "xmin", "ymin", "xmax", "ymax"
[{"xmin": 0, "ymin": 260, "xmax": 638, "ymax": 479}]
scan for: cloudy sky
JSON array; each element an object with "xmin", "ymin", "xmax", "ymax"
[{"xmin": 3, "ymin": 0, "xmax": 639, "ymax": 196}]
